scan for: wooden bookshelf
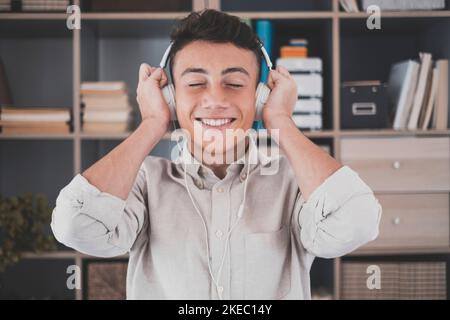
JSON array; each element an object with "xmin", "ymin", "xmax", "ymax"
[{"xmin": 1, "ymin": 0, "xmax": 449, "ymax": 300}]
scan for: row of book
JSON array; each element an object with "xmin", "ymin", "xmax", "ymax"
[
  {"xmin": 340, "ymin": 0, "xmax": 446, "ymax": 12},
  {"xmin": 81, "ymin": 81, "xmax": 132, "ymax": 134},
  {"xmin": 0, "ymin": 0, "xmax": 69, "ymax": 12},
  {"xmin": 0, "ymin": 106, "xmax": 70, "ymax": 134},
  {"xmin": 388, "ymin": 53, "xmax": 448, "ymax": 131}
]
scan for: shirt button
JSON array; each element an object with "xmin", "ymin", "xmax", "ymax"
[
  {"xmin": 215, "ymin": 229, "xmax": 223, "ymax": 239},
  {"xmin": 195, "ymin": 179, "xmax": 203, "ymax": 189},
  {"xmin": 240, "ymin": 173, "xmax": 247, "ymax": 182},
  {"xmin": 216, "ymin": 187, "xmax": 224, "ymax": 193},
  {"xmin": 217, "ymin": 286, "xmax": 224, "ymax": 294}
]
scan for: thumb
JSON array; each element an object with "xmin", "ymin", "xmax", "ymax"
[{"xmin": 267, "ymin": 69, "xmax": 283, "ymax": 90}]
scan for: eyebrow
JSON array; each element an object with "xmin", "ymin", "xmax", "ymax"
[
  {"xmin": 180, "ymin": 67, "xmax": 250, "ymax": 77},
  {"xmin": 181, "ymin": 67, "xmax": 207, "ymax": 77},
  {"xmin": 222, "ymin": 67, "xmax": 249, "ymax": 77}
]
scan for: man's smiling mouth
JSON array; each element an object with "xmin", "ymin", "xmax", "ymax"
[{"xmin": 194, "ymin": 117, "xmax": 237, "ymax": 129}]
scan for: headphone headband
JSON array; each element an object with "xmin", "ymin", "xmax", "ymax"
[
  {"xmin": 159, "ymin": 41, "xmax": 174, "ymax": 69},
  {"xmin": 159, "ymin": 40, "xmax": 273, "ymax": 71}
]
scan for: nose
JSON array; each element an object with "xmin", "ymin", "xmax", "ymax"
[{"xmin": 201, "ymin": 83, "xmax": 229, "ymax": 111}]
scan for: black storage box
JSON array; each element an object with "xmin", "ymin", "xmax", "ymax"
[{"xmin": 341, "ymin": 82, "xmax": 390, "ymax": 129}]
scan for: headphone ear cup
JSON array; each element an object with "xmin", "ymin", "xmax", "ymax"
[
  {"xmin": 162, "ymin": 83, "xmax": 177, "ymax": 120},
  {"xmin": 255, "ymin": 83, "xmax": 271, "ymax": 121}
]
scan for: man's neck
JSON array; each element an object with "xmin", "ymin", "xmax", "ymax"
[{"xmin": 188, "ymin": 137, "xmax": 250, "ymax": 180}]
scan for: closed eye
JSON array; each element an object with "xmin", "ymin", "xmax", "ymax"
[
  {"xmin": 189, "ymin": 83, "xmax": 206, "ymax": 87},
  {"xmin": 227, "ymin": 83, "xmax": 243, "ymax": 88}
]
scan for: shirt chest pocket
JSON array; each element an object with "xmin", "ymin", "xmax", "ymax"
[{"xmin": 244, "ymin": 225, "xmax": 292, "ymax": 299}]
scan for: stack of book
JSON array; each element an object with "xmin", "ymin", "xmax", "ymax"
[
  {"xmin": 280, "ymin": 39, "xmax": 308, "ymax": 59},
  {"xmin": 388, "ymin": 53, "xmax": 448, "ymax": 131},
  {"xmin": 0, "ymin": 106, "xmax": 71, "ymax": 134},
  {"xmin": 277, "ymin": 43, "xmax": 323, "ymax": 131},
  {"xmin": 0, "ymin": 0, "xmax": 11, "ymax": 11},
  {"xmin": 81, "ymin": 81, "xmax": 132, "ymax": 134},
  {"xmin": 21, "ymin": 0, "xmax": 69, "ymax": 12},
  {"xmin": 340, "ymin": 0, "xmax": 359, "ymax": 12}
]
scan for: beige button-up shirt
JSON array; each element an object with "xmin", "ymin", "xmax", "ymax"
[{"xmin": 51, "ymin": 135, "xmax": 382, "ymax": 300}]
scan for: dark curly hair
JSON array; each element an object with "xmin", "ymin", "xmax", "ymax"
[{"xmin": 168, "ymin": 9, "xmax": 262, "ymax": 83}]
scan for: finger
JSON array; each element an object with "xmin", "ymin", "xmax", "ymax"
[
  {"xmin": 267, "ymin": 70, "xmax": 276, "ymax": 90},
  {"xmin": 149, "ymin": 67, "xmax": 168, "ymax": 88},
  {"xmin": 139, "ymin": 63, "xmax": 153, "ymax": 82},
  {"xmin": 277, "ymin": 65, "xmax": 291, "ymax": 77},
  {"xmin": 159, "ymin": 68, "xmax": 168, "ymax": 87},
  {"xmin": 268, "ymin": 69, "xmax": 284, "ymax": 87}
]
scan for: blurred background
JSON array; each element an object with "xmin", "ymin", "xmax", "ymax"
[{"xmin": 0, "ymin": 0, "xmax": 449, "ymax": 300}]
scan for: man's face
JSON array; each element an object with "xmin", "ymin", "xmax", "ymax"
[{"xmin": 172, "ymin": 41, "xmax": 259, "ymax": 163}]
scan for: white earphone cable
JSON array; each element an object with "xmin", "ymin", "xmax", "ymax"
[{"xmin": 177, "ymin": 133, "xmax": 254, "ymax": 300}]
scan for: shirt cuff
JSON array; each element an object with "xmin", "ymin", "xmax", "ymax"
[
  {"xmin": 299, "ymin": 165, "xmax": 374, "ymax": 216},
  {"xmin": 60, "ymin": 174, "xmax": 127, "ymax": 231}
]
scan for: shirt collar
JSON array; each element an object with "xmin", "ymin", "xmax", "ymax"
[{"xmin": 175, "ymin": 131, "xmax": 276, "ymax": 179}]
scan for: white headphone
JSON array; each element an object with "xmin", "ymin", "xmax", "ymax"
[{"xmin": 158, "ymin": 40, "xmax": 273, "ymax": 121}]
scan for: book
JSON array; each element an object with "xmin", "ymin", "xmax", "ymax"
[
  {"xmin": 80, "ymin": 81, "xmax": 128, "ymax": 95},
  {"xmin": 340, "ymin": 0, "xmax": 360, "ymax": 12},
  {"xmin": 289, "ymin": 39, "xmax": 308, "ymax": 47},
  {"xmin": 1, "ymin": 124, "xmax": 70, "ymax": 134},
  {"xmin": 280, "ymin": 46, "xmax": 308, "ymax": 58},
  {"xmin": 0, "ymin": 120, "xmax": 69, "ymax": 127},
  {"xmin": 361, "ymin": 0, "xmax": 445, "ymax": 11},
  {"xmin": 294, "ymin": 98, "xmax": 322, "ymax": 114},
  {"xmin": 408, "ymin": 53, "xmax": 432, "ymax": 130},
  {"xmin": 420, "ymin": 67, "xmax": 440, "ymax": 130},
  {"xmin": 387, "ymin": 60, "xmax": 420, "ymax": 130},
  {"xmin": 417, "ymin": 64, "xmax": 435, "ymax": 129},
  {"xmin": 0, "ymin": 107, "xmax": 71, "ymax": 122},
  {"xmin": 292, "ymin": 114, "xmax": 322, "ymax": 129},
  {"xmin": 432, "ymin": 60, "xmax": 449, "ymax": 130},
  {"xmin": 83, "ymin": 122, "xmax": 129, "ymax": 134},
  {"xmin": 81, "ymin": 95, "xmax": 130, "ymax": 109},
  {"xmin": 83, "ymin": 109, "xmax": 132, "ymax": 122},
  {"xmin": 276, "ymin": 57, "xmax": 322, "ymax": 73},
  {"xmin": 81, "ymin": 81, "xmax": 127, "ymax": 91},
  {"xmin": 0, "ymin": 106, "xmax": 69, "ymax": 114},
  {"xmin": 292, "ymin": 74, "xmax": 323, "ymax": 97}
]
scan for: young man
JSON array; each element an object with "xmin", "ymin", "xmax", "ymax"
[{"xmin": 51, "ymin": 10, "xmax": 381, "ymax": 300}]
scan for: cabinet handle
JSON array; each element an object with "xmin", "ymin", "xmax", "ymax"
[
  {"xmin": 392, "ymin": 217, "xmax": 401, "ymax": 225},
  {"xmin": 392, "ymin": 161, "xmax": 401, "ymax": 170}
]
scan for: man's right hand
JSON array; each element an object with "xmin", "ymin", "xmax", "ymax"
[{"xmin": 136, "ymin": 63, "xmax": 171, "ymax": 131}]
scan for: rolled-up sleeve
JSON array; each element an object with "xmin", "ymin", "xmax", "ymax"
[
  {"xmin": 51, "ymin": 168, "xmax": 148, "ymax": 258},
  {"xmin": 296, "ymin": 165, "xmax": 382, "ymax": 259}
]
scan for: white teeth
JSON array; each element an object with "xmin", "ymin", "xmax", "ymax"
[{"xmin": 198, "ymin": 118, "xmax": 233, "ymax": 127}]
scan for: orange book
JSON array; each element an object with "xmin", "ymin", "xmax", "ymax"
[
  {"xmin": 0, "ymin": 120, "xmax": 69, "ymax": 127},
  {"xmin": 1, "ymin": 124, "xmax": 70, "ymax": 134},
  {"xmin": 280, "ymin": 46, "xmax": 308, "ymax": 58},
  {"xmin": 0, "ymin": 106, "xmax": 70, "ymax": 114},
  {"xmin": 83, "ymin": 122, "xmax": 129, "ymax": 133},
  {"xmin": 80, "ymin": 89, "xmax": 128, "ymax": 96}
]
